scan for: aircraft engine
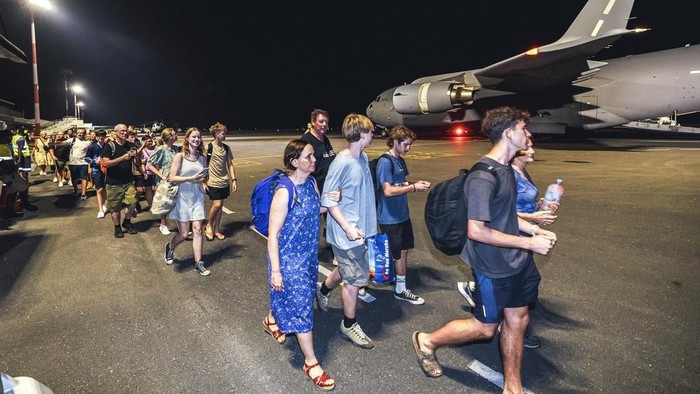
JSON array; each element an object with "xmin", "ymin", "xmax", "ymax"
[{"xmin": 393, "ymin": 82, "xmax": 477, "ymax": 115}]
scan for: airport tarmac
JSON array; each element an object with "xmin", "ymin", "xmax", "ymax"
[{"xmin": 1, "ymin": 131, "xmax": 698, "ymax": 393}]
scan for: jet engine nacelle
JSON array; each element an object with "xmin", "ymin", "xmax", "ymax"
[{"xmin": 393, "ymin": 82, "xmax": 477, "ymax": 115}]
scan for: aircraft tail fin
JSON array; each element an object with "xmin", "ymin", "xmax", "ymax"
[{"xmin": 559, "ymin": 0, "xmax": 635, "ymax": 42}]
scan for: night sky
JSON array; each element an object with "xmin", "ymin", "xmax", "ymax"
[{"xmin": 0, "ymin": 0, "xmax": 696, "ymax": 130}]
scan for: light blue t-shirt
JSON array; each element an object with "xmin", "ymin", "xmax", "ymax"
[
  {"xmin": 321, "ymin": 150, "xmax": 378, "ymax": 250},
  {"xmin": 376, "ymin": 154, "xmax": 410, "ymax": 225}
]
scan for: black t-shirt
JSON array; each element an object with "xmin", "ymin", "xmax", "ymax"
[
  {"xmin": 101, "ymin": 141, "xmax": 136, "ymax": 185},
  {"xmin": 300, "ymin": 131, "xmax": 335, "ymax": 191},
  {"xmin": 461, "ymin": 157, "xmax": 530, "ymax": 278}
]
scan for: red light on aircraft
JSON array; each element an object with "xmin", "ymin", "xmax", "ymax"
[{"xmin": 451, "ymin": 125, "xmax": 467, "ymax": 135}]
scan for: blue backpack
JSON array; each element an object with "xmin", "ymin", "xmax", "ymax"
[{"xmin": 250, "ymin": 169, "xmax": 296, "ymax": 238}]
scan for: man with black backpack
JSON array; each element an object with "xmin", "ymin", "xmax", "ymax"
[{"xmin": 411, "ymin": 107, "xmax": 557, "ymax": 392}]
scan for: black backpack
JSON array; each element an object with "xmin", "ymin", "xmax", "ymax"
[
  {"xmin": 368, "ymin": 153, "xmax": 394, "ymax": 205},
  {"xmin": 424, "ymin": 162, "xmax": 497, "ymax": 256}
]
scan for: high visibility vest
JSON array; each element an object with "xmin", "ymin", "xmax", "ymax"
[{"xmin": 11, "ymin": 134, "xmax": 30, "ymax": 157}]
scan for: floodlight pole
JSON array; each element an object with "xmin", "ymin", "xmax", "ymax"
[{"xmin": 30, "ymin": 9, "xmax": 41, "ymax": 136}]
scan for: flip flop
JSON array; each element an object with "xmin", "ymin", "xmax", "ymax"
[
  {"xmin": 412, "ymin": 331, "xmax": 443, "ymax": 378},
  {"xmin": 204, "ymin": 227, "xmax": 214, "ymax": 241},
  {"xmin": 215, "ymin": 232, "xmax": 225, "ymax": 240}
]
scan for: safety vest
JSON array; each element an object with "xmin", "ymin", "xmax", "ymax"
[{"xmin": 11, "ymin": 134, "xmax": 31, "ymax": 158}]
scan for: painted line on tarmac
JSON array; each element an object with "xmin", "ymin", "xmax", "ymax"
[
  {"xmin": 467, "ymin": 360, "xmax": 534, "ymax": 394},
  {"xmin": 222, "ymin": 206, "xmax": 234, "ymax": 214}
]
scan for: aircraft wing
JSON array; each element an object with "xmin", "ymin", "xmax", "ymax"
[{"xmin": 414, "ymin": 0, "xmax": 639, "ymax": 92}]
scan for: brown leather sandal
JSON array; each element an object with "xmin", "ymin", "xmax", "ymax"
[
  {"xmin": 263, "ymin": 316, "xmax": 286, "ymax": 345},
  {"xmin": 303, "ymin": 362, "xmax": 335, "ymax": 391},
  {"xmin": 412, "ymin": 331, "xmax": 443, "ymax": 378}
]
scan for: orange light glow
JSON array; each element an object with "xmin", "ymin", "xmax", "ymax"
[{"xmin": 526, "ymin": 48, "xmax": 539, "ymax": 56}]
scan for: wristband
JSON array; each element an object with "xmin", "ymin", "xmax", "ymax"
[
  {"xmin": 531, "ymin": 224, "xmax": 539, "ymax": 236},
  {"xmin": 412, "ymin": 183, "xmax": 416, "ymax": 192},
  {"xmin": 232, "ymin": 178, "xmax": 237, "ymax": 181}
]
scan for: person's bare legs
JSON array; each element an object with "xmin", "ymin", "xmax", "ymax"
[
  {"xmin": 500, "ymin": 306, "xmax": 529, "ymax": 394},
  {"xmin": 341, "ymin": 283, "xmax": 359, "ymax": 319},
  {"xmin": 191, "ymin": 220, "xmax": 204, "ymax": 261},
  {"xmin": 206, "ymin": 199, "xmax": 223, "ymax": 234},
  {"xmin": 417, "ymin": 318, "xmax": 497, "ymax": 356},
  {"xmin": 171, "ymin": 220, "xmax": 189, "ymax": 250}
]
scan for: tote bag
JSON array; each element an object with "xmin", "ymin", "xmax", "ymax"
[{"xmin": 151, "ymin": 179, "xmax": 179, "ymax": 215}]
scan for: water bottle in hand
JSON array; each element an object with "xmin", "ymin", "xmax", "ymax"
[{"xmin": 539, "ymin": 179, "xmax": 564, "ymax": 212}]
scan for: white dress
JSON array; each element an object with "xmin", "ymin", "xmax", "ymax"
[{"xmin": 169, "ymin": 155, "xmax": 206, "ymax": 221}]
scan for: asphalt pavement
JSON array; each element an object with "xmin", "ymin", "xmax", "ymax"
[{"xmin": 1, "ymin": 131, "xmax": 698, "ymax": 393}]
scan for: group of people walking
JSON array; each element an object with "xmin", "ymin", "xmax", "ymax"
[
  {"xmin": 5, "ymin": 105, "xmax": 561, "ymax": 392},
  {"xmin": 260, "ymin": 107, "xmax": 560, "ymax": 392}
]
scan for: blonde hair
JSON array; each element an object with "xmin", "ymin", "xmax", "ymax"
[
  {"xmin": 209, "ymin": 122, "xmax": 227, "ymax": 137},
  {"xmin": 342, "ymin": 113, "xmax": 374, "ymax": 142},
  {"xmin": 182, "ymin": 127, "xmax": 204, "ymax": 157}
]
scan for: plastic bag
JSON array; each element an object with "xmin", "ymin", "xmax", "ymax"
[{"xmin": 367, "ymin": 233, "xmax": 395, "ymax": 284}]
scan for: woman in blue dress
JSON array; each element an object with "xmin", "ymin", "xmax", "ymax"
[
  {"xmin": 263, "ymin": 139, "xmax": 338, "ymax": 391},
  {"xmin": 512, "ymin": 144, "xmax": 559, "ymax": 225}
]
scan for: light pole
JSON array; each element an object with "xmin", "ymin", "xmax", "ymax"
[
  {"xmin": 61, "ymin": 69, "xmax": 73, "ymax": 116},
  {"xmin": 28, "ymin": 0, "xmax": 53, "ymax": 136},
  {"xmin": 71, "ymin": 84, "xmax": 84, "ymax": 118},
  {"xmin": 76, "ymin": 101, "xmax": 84, "ymax": 120}
]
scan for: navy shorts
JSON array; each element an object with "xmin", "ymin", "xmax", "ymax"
[
  {"xmin": 92, "ymin": 171, "xmax": 105, "ymax": 189},
  {"xmin": 471, "ymin": 256, "xmax": 541, "ymax": 324},
  {"xmin": 379, "ymin": 219, "xmax": 414, "ymax": 258},
  {"xmin": 69, "ymin": 165, "xmax": 89, "ymax": 181},
  {"xmin": 207, "ymin": 185, "xmax": 230, "ymax": 200}
]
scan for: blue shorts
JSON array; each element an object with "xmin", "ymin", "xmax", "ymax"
[
  {"xmin": 69, "ymin": 165, "xmax": 89, "ymax": 181},
  {"xmin": 379, "ymin": 219, "xmax": 414, "ymax": 258},
  {"xmin": 471, "ymin": 256, "xmax": 541, "ymax": 324},
  {"xmin": 92, "ymin": 171, "xmax": 105, "ymax": 189}
]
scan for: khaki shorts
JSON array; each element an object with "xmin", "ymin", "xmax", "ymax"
[
  {"xmin": 105, "ymin": 182, "xmax": 137, "ymax": 213},
  {"xmin": 331, "ymin": 243, "xmax": 369, "ymax": 287}
]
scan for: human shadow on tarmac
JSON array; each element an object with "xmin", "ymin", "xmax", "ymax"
[{"xmin": 0, "ymin": 233, "xmax": 43, "ymax": 302}]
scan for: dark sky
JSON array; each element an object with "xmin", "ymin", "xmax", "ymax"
[{"xmin": 0, "ymin": 0, "xmax": 696, "ymax": 130}]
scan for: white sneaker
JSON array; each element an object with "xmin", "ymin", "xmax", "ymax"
[
  {"xmin": 457, "ymin": 281, "xmax": 476, "ymax": 307},
  {"xmin": 58, "ymin": 181, "xmax": 64, "ymax": 187},
  {"xmin": 102, "ymin": 204, "xmax": 107, "ymax": 212},
  {"xmin": 97, "ymin": 210, "xmax": 105, "ymax": 219},
  {"xmin": 159, "ymin": 225, "xmax": 171, "ymax": 235},
  {"xmin": 53, "ymin": 176, "xmax": 58, "ymax": 182}
]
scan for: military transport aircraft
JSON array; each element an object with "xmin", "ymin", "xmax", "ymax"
[{"xmin": 366, "ymin": 0, "xmax": 700, "ymax": 134}]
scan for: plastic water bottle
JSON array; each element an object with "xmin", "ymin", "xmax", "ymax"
[{"xmin": 539, "ymin": 179, "xmax": 564, "ymax": 212}]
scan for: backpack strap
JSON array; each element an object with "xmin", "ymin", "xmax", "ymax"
[
  {"xmin": 276, "ymin": 175, "xmax": 296, "ymax": 212},
  {"xmin": 206, "ymin": 142, "xmax": 213, "ymax": 166},
  {"xmin": 206, "ymin": 142, "xmax": 231, "ymax": 166},
  {"xmin": 470, "ymin": 161, "xmax": 500, "ymax": 191}
]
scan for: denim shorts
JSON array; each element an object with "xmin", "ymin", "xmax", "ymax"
[{"xmin": 331, "ymin": 243, "xmax": 369, "ymax": 287}]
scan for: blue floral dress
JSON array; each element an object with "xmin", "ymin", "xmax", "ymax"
[
  {"xmin": 514, "ymin": 168, "xmax": 539, "ymax": 215},
  {"xmin": 268, "ymin": 177, "xmax": 320, "ymax": 334}
]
